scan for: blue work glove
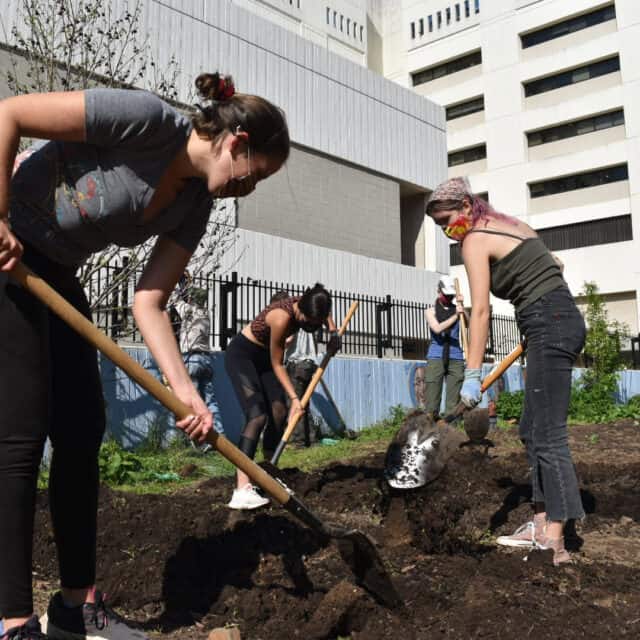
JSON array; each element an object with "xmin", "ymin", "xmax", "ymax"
[{"xmin": 460, "ymin": 368, "xmax": 482, "ymax": 408}]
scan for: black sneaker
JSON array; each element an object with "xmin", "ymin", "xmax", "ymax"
[
  {"xmin": 40, "ymin": 592, "xmax": 147, "ymax": 640},
  {"xmin": 2, "ymin": 616, "xmax": 48, "ymax": 639}
]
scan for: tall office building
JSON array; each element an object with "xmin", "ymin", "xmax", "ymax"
[{"xmin": 387, "ymin": 0, "xmax": 639, "ymax": 333}]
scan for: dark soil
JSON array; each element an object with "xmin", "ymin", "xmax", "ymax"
[{"xmin": 33, "ymin": 422, "xmax": 640, "ymax": 639}]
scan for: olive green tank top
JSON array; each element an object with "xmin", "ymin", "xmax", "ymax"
[{"xmin": 468, "ymin": 229, "xmax": 566, "ymax": 312}]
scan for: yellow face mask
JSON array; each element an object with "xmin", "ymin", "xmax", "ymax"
[{"xmin": 443, "ymin": 214, "xmax": 473, "ymax": 241}]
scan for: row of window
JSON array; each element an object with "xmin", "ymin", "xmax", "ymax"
[
  {"xmin": 410, "ymin": 0, "xmax": 480, "ymax": 39},
  {"xmin": 448, "ymin": 143, "xmax": 486, "ymax": 167},
  {"xmin": 524, "ymin": 55, "xmax": 620, "ymax": 97},
  {"xmin": 446, "ymin": 95, "xmax": 484, "ymax": 121},
  {"xmin": 529, "ymin": 164, "xmax": 628, "ymax": 199},
  {"xmin": 521, "ymin": 4, "xmax": 615, "ymax": 49},
  {"xmin": 528, "ymin": 109, "xmax": 624, "ymax": 147},
  {"xmin": 326, "ymin": 6, "xmax": 364, "ymax": 42},
  {"xmin": 450, "ymin": 215, "xmax": 633, "ymax": 265},
  {"xmin": 412, "ymin": 50, "xmax": 481, "ymax": 86},
  {"xmin": 447, "ymin": 107, "xmax": 625, "ymax": 167}
]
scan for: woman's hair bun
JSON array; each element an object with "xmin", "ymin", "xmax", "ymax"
[{"xmin": 195, "ymin": 72, "xmax": 235, "ymax": 102}]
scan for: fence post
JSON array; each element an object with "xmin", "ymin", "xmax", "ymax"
[
  {"xmin": 375, "ymin": 295, "xmax": 393, "ymax": 358},
  {"xmin": 632, "ymin": 333, "xmax": 640, "ymax": 369}
]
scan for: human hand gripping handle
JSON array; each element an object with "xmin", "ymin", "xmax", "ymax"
[
  {"xmin": 0, "ymin": 217, "xmax": 23, "ymax": 272},
  {"xmin": 460, "ymin": 368, "xmax": 482, "ymax": 408}
]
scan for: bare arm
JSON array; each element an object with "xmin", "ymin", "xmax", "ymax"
[
  {"xmin": 134, "ymin": 236, "xmax": 211, "ymax": 439},
  {"xmin": 461, "ymin": 235, "xmax": 492, "ymax": 370},
  {"xmin": 0, "ymin": 91, "xmax": 86, "ymax": 269},
  {"xmin": 425, "ymin": 307, "xmax": 459, "ymax": 334},
  {"xmin": 267, "ymin": 310, "xmax": 299, "ymax": 401}
]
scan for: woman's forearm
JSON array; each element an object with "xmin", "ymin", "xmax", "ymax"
[
  {"xmin": 133, "ymin": 301, "xmax": 193, "ymax": 394},
  {"xmin": 0, "ymin": 110, "xmax": 20, "ymax": 216},
  {"xmin": 272, "ymin": 362, "xmax": 298, "ymax": 400},
  {"xmin": 468, "ymin": 308, "xmax": 490, "ymax": 369}
]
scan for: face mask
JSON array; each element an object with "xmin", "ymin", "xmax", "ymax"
[{"xmin": 443, "ymin": 213, "xmax": 473, "ymax": 241}]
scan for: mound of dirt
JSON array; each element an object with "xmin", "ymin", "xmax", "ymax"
[{"xmin": 32, "ymin": 423, "xmax": 640, "ymax": 639}]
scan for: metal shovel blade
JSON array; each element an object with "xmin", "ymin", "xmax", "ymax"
[{"xmin": 285, "ymin": 494, "xmax": 402, "ymax": 608}]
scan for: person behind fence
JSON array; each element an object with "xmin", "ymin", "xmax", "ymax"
[
  {"xmin": 224, "ymin": 284, "xmax": 340, "ymax": 510},
  {"xmin": 427, "ymin": 177, "xmax": 585, "ymax": 566},
  {"xmin": 175, "ymin": 271, "xmax": 224, "ymax": 451},
  {"xmin": 0, "ymin": 72, "xmax": 289, "ymax": 639},
  {"xmin": 423, "ymin": 275, "xmax": 468, "ymax": 417}
]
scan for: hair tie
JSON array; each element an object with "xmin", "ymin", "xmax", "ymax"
[{"xmin": 217, "ymin": 76, "xmax": 235, "ymax": 100}]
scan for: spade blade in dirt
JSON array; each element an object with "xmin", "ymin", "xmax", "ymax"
[{"xmin": 285, "ymin": 493, "xmax": 402, "ymax": 608}]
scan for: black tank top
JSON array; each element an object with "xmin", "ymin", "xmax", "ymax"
[{"xmin": 467, "ymin": 229, "xmax": 566, "ymax": 312}]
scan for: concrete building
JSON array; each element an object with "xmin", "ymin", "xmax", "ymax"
[
  {"xmin": 382, "ymin": 0, "xmax": 640, "ymax": 335},
  {"xmin": 0, "ymin": 0, "xmax": 449, "ymax": 305}
]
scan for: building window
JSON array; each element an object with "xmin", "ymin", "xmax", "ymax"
[
  {"xmin": 360, "ymin": 25, "xmax": 364, "ymax": 41},
  {"xmin": 326, "ymin": 7, "xmax": 330, "ymax": 24},
  {"xmin": 475, "ymin": 0, "xmax": 480, "ymax": 14},
  {"xmin": 353, "ymin": 21, "xmax": 357, "ymax": 37},
  {"xmin": 464, "ymin": 0, "xmax": 470, "ymax": 17},
  {"xmin": 437, "ymin": 11, "xmax": 442, "ymax": 28},
  {"xmin": 419, "ymin": 18, "xmax": 424, "ymax": 36},
  {"xmin": 521, "ymin": 4, "xmax": 616, "ymax": 49},
  {"xmin": 527, "ymin": 109, "xmax": 625, "ymax": 147},
  {"xmin": 448, "ymin": 143, "xmax": 487, "ymax": 167},
  {"xmin": 455, "ymin": 4, "xmax": 461, "ymax": 21},
  {"xmin": 529, "ymin": 164, "xmax": 628, "ymax": 199},
  {"xmin": 428, "ymin": 15, "xmax": 433, "ymax": 32},
  {"xmin": 412, "ymin": 50, "xmax": 482, "ymax": 86},
  {"xmin": 524, "ymin": 55, "xmax": 620, "ymax": 97},
  {"xmin": 446, "ymin": 7, "xmax": 451, "ymax": 24},
  {"xmin": 333, "ymin": 10, "xmax": 336, "ymax": 27},
  {"xmin": 446, "ymin": 95, "xmax": 485, "ymax": 120},
  {"xmin": 410, "ymin": 22, "xmax": 415, "ymax": 39},
  {"xmin": 347, "ymin": 18, "xmax": 350, "ymax": 34},
  {"xmin": 340, "ymin": 15, "xmax": 344, "ymax": 31}
]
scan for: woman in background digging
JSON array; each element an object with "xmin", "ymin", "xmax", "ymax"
[
  {"xmin": 426, "ymin": 177, "xmax": 585, "ymax": 566},
  {"xmin": 0, "ymin": 73, "xmax": 289, "ymax": 639},
  {"xmin": 424, "ymin": 275, "xmax": 468, "ymax": 417},
  {"xmin": 225, "ymin": 284, "xmax": 340, "ymax": 510}
]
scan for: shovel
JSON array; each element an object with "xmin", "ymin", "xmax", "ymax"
[
  {"xmin": 270, "ymin": 302, "xmax": 359, "ymax": 465},
  {"xmin": 444, "ymin": 341, "xmax": 525, "ymax": 441},
  {"xmin": 9, "ymin": 263, "xmax": 400, "ymax": 609}
]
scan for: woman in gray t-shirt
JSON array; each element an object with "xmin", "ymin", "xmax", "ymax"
[{"xmin": 0, "ymin": 72, "xmax": 289, "ymax": 639}]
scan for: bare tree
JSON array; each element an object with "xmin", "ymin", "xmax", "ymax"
[{"xmin": 2, "ymin": 0, "xmax": 238, "ymax": 340}]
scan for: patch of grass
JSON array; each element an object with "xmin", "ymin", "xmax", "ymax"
[{"xmin": 38, "ymin": 406, "xmax": 409, "ymax": 494}]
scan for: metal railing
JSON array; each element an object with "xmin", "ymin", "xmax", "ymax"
[{"xmin": 84, "ymin": 266, "xmax": 522, "ymax": 361}]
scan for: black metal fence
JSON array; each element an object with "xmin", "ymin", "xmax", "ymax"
[{"xmin": 84, "ymin": 266, "xmax": 522, "ymax": 361}]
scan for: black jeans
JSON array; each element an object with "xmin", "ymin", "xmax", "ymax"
[
  {"xmin": 0, "ymin": 245, "xmax": 105, "ymax": 618},
  {"xmin": 517, "ymin": 287, "xmax": 586, "ymax": 522}
]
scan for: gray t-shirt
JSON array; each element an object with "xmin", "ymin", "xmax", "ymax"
[{"xmin": 9, "ymin": 89, "xmax": 213, "ymax": 267}]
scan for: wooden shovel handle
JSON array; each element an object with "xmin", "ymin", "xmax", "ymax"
[
  {"xmin": 281, "ymin": 301, "xmax": 358, "ymax": 443},
  {"xmin": 9, "ymin": 262, "xmax": 292, "ymax": 505},
  {"xmin": 480, "ymin": 342, "xmax": 524, "ymax": 392},
  {"xmin": 453, "ymin": 278, "xmax": 469, "ymax": 361}
]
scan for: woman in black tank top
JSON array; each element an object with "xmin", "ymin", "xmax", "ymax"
[
  {"xmin": 224, "ymin": 283, "xmax": 339, "ymax": 510},
  {"xmin": 427, "ymin": 177, "xmax": 586, "ymax": 566}
]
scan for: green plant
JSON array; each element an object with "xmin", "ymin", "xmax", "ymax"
[
  {"xmin": 495, "ymin": 390, "xmax": 525, "ymax": 421},
  {"xmin": 99, "ymin": 438, "xmax": 144, "ymax": 485}
]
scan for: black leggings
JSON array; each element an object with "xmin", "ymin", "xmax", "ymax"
[
  {"xmin": 0, "ymin": 244, "xmax": 105, "ymax": 618},
  {"xmin": 224, "ymin": 334, "xmax": 287, "ymax": 460}
]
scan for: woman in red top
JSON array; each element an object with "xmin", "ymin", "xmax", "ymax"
[{"xmin": 224, "ymin": 283, "xmax": 339, "ymax": 509}]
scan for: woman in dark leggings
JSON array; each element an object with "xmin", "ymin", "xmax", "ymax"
[
  {"xmin": 0, "ymin": 73, "xmax": 289, "ymax": 639},
  {"xmin": 225, "ymin": 284, "xmax": 339, "ymax": 510},
  {"xmin": 427, "ymin": 177, "xmax": 585, "ymax": 566}
]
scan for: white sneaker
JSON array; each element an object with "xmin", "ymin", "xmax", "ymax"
[
  {"xmin": 496, "ymin": 521, "xmax": 536, "ymax": 548},
  {"xmin": 228, "ymin": 484, "xmax": 270, "ymax": 510}
]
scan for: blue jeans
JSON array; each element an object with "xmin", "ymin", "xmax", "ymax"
[
  {"xmin": 184, "ymin": 352, "xmax": 224, "ymax": 434},
  {"xmin": 516, "ymin": 287, "xmax": 586, "ymax": 521}
]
